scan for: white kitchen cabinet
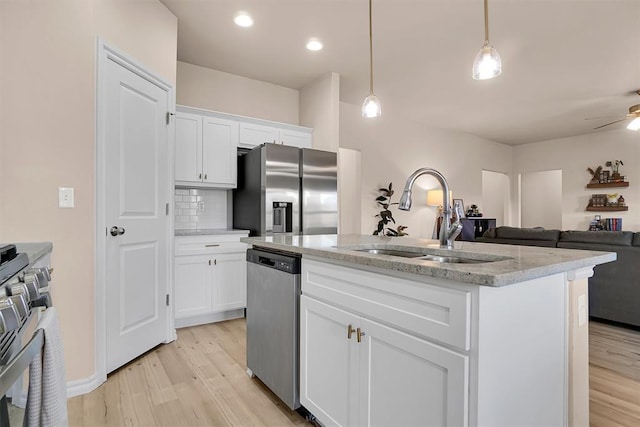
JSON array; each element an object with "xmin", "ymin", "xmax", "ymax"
[
  {"xmin": 174, "ymin": 234, "xmax": 248, "ymax": 328},
  {"xmin": 239, "ymin": 122, "xmax": 312, "ymax": 149},
  {"xmin": 300, "ymin": 257, "xmax": 569, "ymax": 427},
  {"xmin": 175, "ymin": 109, "xmax": 238, "ymax": 188},
  {"xmin": 300, "ymin": 295, "xmax": 468, "ymax": 427},
  {"xmin": 174, "ymin": 254, "xmax": 212, "ymax": 319}
]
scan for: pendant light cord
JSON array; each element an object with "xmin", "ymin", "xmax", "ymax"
[
  {"xmin": 483, "ymin": 0, "xmax": 489, "ymax": 43},
  {"xmin": 369, "ymin": 0, "xmax": 374, "ymax": 94}
]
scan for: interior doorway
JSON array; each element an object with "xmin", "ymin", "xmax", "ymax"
[{"xmin": 520, "ymin": 170, "xmax": 562, "ymax": 229}]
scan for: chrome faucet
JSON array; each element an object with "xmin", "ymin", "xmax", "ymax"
[{"xmin": 398, "ymin": 168, "xmax": 463, "ymax": 249}]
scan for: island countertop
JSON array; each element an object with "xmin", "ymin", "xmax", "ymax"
[{"xmin": 241, "ymin": 234, "xmax": 616, "ymax": 287}]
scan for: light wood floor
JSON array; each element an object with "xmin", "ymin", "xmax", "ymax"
[
  {"xmin": 589, "ymin": 321, "xmax": 640, "ymax": 426},
  {"xmin": 68, "ymin": 319, "xmax": 309, "ymax": 426},
  {"xmin": 69, "ymin": 319, "xmax": 640, "ymax": 426}
]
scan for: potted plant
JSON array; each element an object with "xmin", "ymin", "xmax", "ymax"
[{"xmin": 373, "ymin": 183, "xmax": 408, "ymax": 236}]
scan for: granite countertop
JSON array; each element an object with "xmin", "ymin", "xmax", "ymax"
[
  {"xmin": 175, "ymin": 228, "xmax": 250, "ymax": 237},
  {"xmin": 241, "ymin": 234, "xmax": 616, "ymax": 287},
  {"xmin": 12, "ymin": 242, "xmax": 53, "ymax": 266}
]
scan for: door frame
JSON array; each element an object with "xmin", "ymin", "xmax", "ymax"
[{"xmin": 95, "ymin": 39, "xmax": 176, "ymax": 385}]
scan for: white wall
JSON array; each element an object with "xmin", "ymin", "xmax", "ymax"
[
  {"xmin": 176, "ymin": 61, "xmax": 299, "ymax": 124},
  {"xmin": 513, "ymin": 129, "xmax": 639, "ymax": 230},
  {"xmin": 299, "ymin": 72, "xmax": 340, "ymax": 152},
  {"xmin": 482, "ymin": 170, "xmax": 511, "ymax": 226},
  {"xmin": 338, "ymin": 148, "xmax": 362, "ymax": 234},
  {"xmin": 520, "ymin": 170, "xmax": 563, "ymax": 229},
  {"xmin": 339, "ymin": 102, "xmax": 513, "ymax": 238},
  {"xmin": 0, "ymin": 0, "xmax": 177, "ymax": 384}
]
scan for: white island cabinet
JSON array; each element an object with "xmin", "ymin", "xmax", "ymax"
[
  {"xmin": 174, "ymin": 232, "xmax": 248, "ymax": 328},
  {"xmin": 242, "ymin": 234, "xmax": 615, "ymax": 427},
  {"xmin": 299, "ymin": 258, "xmax": 566, "ymax": 427}
]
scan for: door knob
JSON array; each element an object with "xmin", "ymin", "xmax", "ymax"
[{"xmin": 110, "ymin": 226, "xmax": 126, "ymax": 236}]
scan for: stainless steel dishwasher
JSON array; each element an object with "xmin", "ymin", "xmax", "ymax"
[{"xmin": 246, "ymin": 247, "xmax": 301, "ymax": 410}]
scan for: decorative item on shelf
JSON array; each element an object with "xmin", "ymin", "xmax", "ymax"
[
  {"xmin": 607, "ymin": 193, "xmax": 619, "ymax": 206},
  {"xmin": 373, "ymin": 182, "xmax": 408, "ymax": 236},
  {"xmin": 587, "ymin": 166, "xmax": 602, "ymax": 184},
  {"xmin": 466, "ymin": 203, "xmax": 483, "ymax": 217},
  {"xmin": 606, "ymin": 160, "xmax": 624, "ymax": 181},
  {"xmin": 618, "ymin": 195, "xmax": 625, "ymax": 206}
]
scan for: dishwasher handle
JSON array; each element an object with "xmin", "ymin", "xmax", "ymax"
[{"xmin": 258, "ymin": 256, "xmax": 276, "ymax": 267}]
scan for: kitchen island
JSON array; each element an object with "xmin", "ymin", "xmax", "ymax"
[{"xmin": 242, "ymin": 234, "xmax": 615, "ymax": 427}]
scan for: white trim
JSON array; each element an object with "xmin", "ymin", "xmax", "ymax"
[
  {"xmin": 66, "ymin": 374, "xmax": 103, "ymax": 398},
  {"xmin": 175, "ymin": 309, "xmax": 245, "ymax": 329},
  {"xmin": 95, "ymin": 39, "xmax": 175, "ymax": 389},
  {"xmin": 566, "ymin": 267, "xmax": 594, "ymax": 281}
]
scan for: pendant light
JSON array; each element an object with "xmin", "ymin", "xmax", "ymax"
[
  {"xmin": 472, "ymin": 0, "xmax": 502, "ymax": 80},
  {"xmin": 362, "ymin": 0, "xmax": 381, "ymax": 118}
]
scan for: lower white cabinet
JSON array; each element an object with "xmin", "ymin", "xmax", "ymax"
[
  {"xmin": 300, "ymin": 295, "xmax": 468, "ymax": 427},
  {"xmin": 300, "ymin": 258, "xmax": 570, "ymax": 427},
  {"xmin": 174, "ymin": 234, "xmax": 247, "ymax": 327}
]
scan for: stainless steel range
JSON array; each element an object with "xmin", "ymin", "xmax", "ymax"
[{"xmin": 0, "ymin": 244, "xmax": 54, "ymax": 425}]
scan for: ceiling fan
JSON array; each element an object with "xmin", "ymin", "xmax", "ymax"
[{"xmin": 592, "ymin": 89, "xmax": 640, "ymax": 130}]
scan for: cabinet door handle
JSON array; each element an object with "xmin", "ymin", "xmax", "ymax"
[
  {"xmin": 347, "ymin": 324, "xmax": 356, "ymax": 339},
  {"xmin": 214, "ymin": 259, "xmax": 217, "ymax": 265},
  {"xmin": 199, "ymin": 173, "xmax": 202, "ymax": 179},
  {"xmin": 205, "ymin": 244, "xmax": 220, "ymax": 247},
  {"xmin": 208, "ymin": 260, "xmax": 211, "ymax": 266},
  {"xmin": 356, "ymin": 328, "xmax": 365, "ymax": 343},
  {"xmin": 204, "ymin": 174, "xmax": 208, "ymax": 180}
]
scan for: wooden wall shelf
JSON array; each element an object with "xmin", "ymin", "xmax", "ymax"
[
  {"xmin": 586, "ymin": 206, "xmax": 629, "ymax": 212},
  {"xmin": 586, "ymin": 182, "xmax": 629, "ymax": 188}
]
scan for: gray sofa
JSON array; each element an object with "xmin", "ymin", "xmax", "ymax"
[{"xmin": 477, "ymin": 226, "xmax": 640, "ymax": 328}]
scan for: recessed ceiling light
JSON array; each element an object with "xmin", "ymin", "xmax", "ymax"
[
  {"xmin": 234, "ymin": 11, "xmax": 254, "ymax": 27},
  {"xmin": 306, "ymin": 38, "xmax": 323, "ymax": 51}
]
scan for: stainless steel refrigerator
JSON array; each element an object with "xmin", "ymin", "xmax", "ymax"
[{"xmin": 233, "ymin": 144, "xmax": 338, "ymax": 236}]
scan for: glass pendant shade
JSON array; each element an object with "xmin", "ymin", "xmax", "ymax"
[
  {"xmin": 627, "ymin": 117, "xmax": 640, "ymax": 131},
  {"xmin": 362, "ymin": 94, "xmax": 382, "ymax": 118},
  {"xmin": 473, "ymin": 42, "xmax": 502, "ymax": 80}
]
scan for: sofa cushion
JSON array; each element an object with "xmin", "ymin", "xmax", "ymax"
[
  {"xmin": 481, "ymin": 228, "xmax": 497, "ymax": 239},
  {"xmin": 633, "ymin": 233, "xmax": 640, "ymax": 247},
  {"xmin": 560, "ymin": 230, "xmax": 633, "ymax": 246},
  {"xmin": 495, "ymin": 226, "xmax": 560, "ymax": 242},
  {"xmin": 476, "ymin": 237, "xmax": 558, "ymax": 248}
]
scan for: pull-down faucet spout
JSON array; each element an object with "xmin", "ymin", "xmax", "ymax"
[{"xmin": 398, "ymin": 168, "xmax": 463, "ymax": 249}]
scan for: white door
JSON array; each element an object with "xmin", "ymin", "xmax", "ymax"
[
  {"xmin": 103, "ymin": 55, "xmax": 171, "ymax": 373},
  {"xmin": 202, "ymin": 117, "xmax": 238, "ymax": 187},
  {"xmin": 175, "ymin": 112, "xmax": 203, "ymax": 183},
  {"xmin": 358, "ymin": 317, "xmax": 469, "ymax": 427},
  {"xmin": 211, "ymin": 252, "xmax": 246, "ymax": 312},
  {"xmin": 174, "ymin": 255, "xmax": 212, "ymax": 319},
  {"xmin": 279, "ymin": 128, "xmax": 312, "ymax": 148},
  {"xmin": 300, "ymin": 296, "xmax": 359, "ymax": 427}
]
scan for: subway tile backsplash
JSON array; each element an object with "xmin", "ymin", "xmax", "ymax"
[{"xmin": 174, "ymin": 188, "xmax": 229, "ymax": 229}]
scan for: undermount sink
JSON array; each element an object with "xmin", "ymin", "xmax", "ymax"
[
  {"xmin": 417, "ymin": 254, "xmax": 485, "ymax": 264},
  {"xmin": 355, "ymin": 248, "xmax": 425, "ymax": 258},
  {"xmin": 350, "ymin": 246, "xmax": 507, "ymax": 264}
]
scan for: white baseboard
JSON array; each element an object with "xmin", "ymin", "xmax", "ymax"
[
  {"xmin": 66, "ymin": 373, "xmax": 105, "ymax": 398},
  {"xmin": 175, "ymin": 308, "xmax": 245, "ymax": 329}
]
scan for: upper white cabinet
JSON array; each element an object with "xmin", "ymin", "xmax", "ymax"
[
  {"xmin": 239, "ymin": 122, "xmax": 312, "ymax": 149},
  {"xmin": 175, "ymin": 109, "xmax": 238, "ymax": 189}
]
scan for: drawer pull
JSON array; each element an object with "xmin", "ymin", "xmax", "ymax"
[
  {"xmin": 347, "ymin": 324, "xmax": 356, "ymax": 339},
  {"xmin": 205, "ymin": 244, "xmax": 220, "ymax": 247}
]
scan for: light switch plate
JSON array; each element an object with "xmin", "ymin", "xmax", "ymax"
[{"xmin": 58, "ymin": 187, "xmax": 74, "ymax": 208}]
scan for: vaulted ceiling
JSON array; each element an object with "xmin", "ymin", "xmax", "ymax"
[{"xmin": 160, "ymin": 0, "xmax": 640, "ymax": 145}]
